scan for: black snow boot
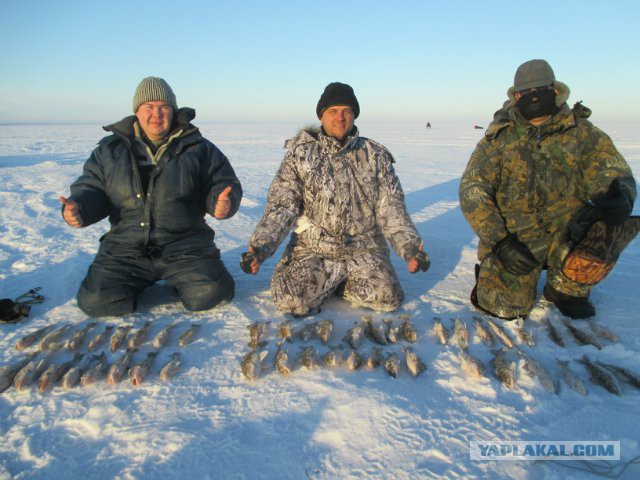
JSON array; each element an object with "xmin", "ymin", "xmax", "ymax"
[{"xmin": 543, "ymin": 284, "xmax": 595, "ymax": 319}]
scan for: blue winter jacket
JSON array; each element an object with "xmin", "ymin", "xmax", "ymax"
[{"xmin": 67, "ymin": 108, "xmax": 242, "ymax": 256}]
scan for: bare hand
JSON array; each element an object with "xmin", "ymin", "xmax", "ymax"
[
  {"xmin": 60, "ymin": 196, "xmax": 83, "ymax": 228},
  {"xmin": 408, "ymin": 243, "xmax": 430, "ymax": 273},
  {"xmin": 240, "ymin": 246, "xmax": 262, "ymax": 274},
  {"xmin": 213, "ymin": 186, "xmax": 233, "ymax": 219}
]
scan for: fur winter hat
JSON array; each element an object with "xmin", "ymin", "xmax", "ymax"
[
  {"xmin": 316, "ymin": 82, "xmax": 360, "ymax": 119},
  {"xmin": 513, "ymin": 59, "xmax": 556, "ymax": 91},
  {"xmin": 133, "ymin": 77, "xmax": 177, "ymax": 113}
]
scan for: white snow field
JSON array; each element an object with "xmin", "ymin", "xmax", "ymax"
[{"xmin": 0, "ymin": 120, "xmax": 639, "ymax": 480}]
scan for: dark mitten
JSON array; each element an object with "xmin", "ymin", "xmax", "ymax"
[
  {"xmin": 592, "ymin": 178, "xmax": 634, "ymax": 225},
  {"xmin": 568, "ymin": 205, "xmax": 602, "ymax": 244},
  {"xmin": 492, "ymin": 235, "xmax": 539, "ymax": 275},
  {"xmin": 240, "ymin": 247, "xmax": 266, "ymax": 274}
]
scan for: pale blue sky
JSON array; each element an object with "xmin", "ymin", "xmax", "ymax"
[{"xmin": 1, "ymin": 0, "xmax": 638, "ymax": 124}]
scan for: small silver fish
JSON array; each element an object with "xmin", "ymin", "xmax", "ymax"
[
  {"xmin": 315, "ymin": 319, "xmax": 334, "ymax": 345},
  {"xmin": 485, "ymin": 318, "xmax": 515, "ymax": 349},
  {"xmin": 15, "ymin": 325, "xmax": 55, "ymax": 350},
  {"xmin": 402, "ymin": 346, "xmax": 427, "ymax": 377},
  {"xmin": 383, "ymin": 318, "xmax": 400, "ymax": 344},
  {"xmin": 159, "ymin": 352, "xmax": 182, "ymax": 381},
  {"xmin": 241, "ymin": 350, "xmax": 268, "ymax": 381},
  {"xmin": 0, "ymin": 352, "xmax": 38, "ymax": 392},
  {"xmin": 67, "ymin": 322, "xmax": 98, "ymax": 351},
  {"xmin": 577, "ymin": 355, "xmax": 622, "ymax": 396},
  {"xmin": 452, "ymin": 318, "xmax": 469, "ymax": 351},
  {"xmin": 14, "ymin": 355, "xmax": 50, "ymax": 390},
  {"xmin": 459, "ymin": 350, "xmax": 485, "ymax": 380},
  {"xmin": 38, "ymin": 324, "xmax": 71, "ymax": 351},
  {"xmin": 543, "ymin": 318, "xmax": 565, "ymax": 348},
  {"xmin": 152, "ymin": 323, "xmax": 175, "ymax": 349},
  {"xmin": 322, "ymin": 346, "xmax": 343, "ymax": 367},
  {"xmin": 345, "ymin": 349, "xmax": 366, "ymax": 371},
  {"xmin": 107, "ymin": 348, "xmax": 137, "ymax": 386},
  {"xmin": 179, "ymin": 323, "xmax": 200, "ymax": 347},
  {"xmin": 110, "ymin": 325, "xmax": 132, "ymax": 352},
  {"xmin": 366, "ymin": 347, "xmax": 384, "ymax": 369},
  {"xmin": 557, "ymin": 359, "xmax": 588, "ymax": 396},
  {"xmin": 128, "ymin": 320, "xmax": 152, "ymax": 349},
  {"xmin": 61, "ymin": 353, "xmax": 100, "ymax": 390},
  {"xmin": 80, "ymin": 352, "xmax": 109, "ymax": 386},
  {"xmin": 38, "ymin": 353, "xmax": 82, "ymax": 393},
  {"xmin": 596, "ymin": 361, "xmax": 640, "ymax": 390},
  {"xmin": 400, "ymin": 314, "xmax": 418, "ymax": 343},
  {"xmin": 363, "ymin": 316, "xmax": 388, "ymax": 346},
  {"xmin": 247, "ymin": 321, "xmax": 270, "ymax": 348},
  {"xmin": 561, "ymin": 319, "xmax": 602, "ymax": 350},
  {"xmin": 297, "ymin": 322, "xmax": 317, "ymax": 343},
  {"xmin": 433, "ymin": 317, "xmax": 450, "ymax": 346},
  {"xmin": 514, "ymin": 318, "xmax": 535, "ymax": 348},
  {"xmin": 129, "ymin": 351, "xmax": 158, "ymax": 386},
  {"xmin": 588, "ymin": 320, "xmax": 619, "ymax": 343},
  {"xmin": 87, "ymin": 325, "xmax": 114, "ymax": 352},
  {"xmin": 384, "ymin": 352, "xmax": 400, "ymax": 378},
  {"xmin": 275, "ymin": 348, "xmax": 291, "ymax": 375},
  {"xmin": 277, "ymin": 320, "xmax": 293, "ymax": 345},
  {"xmin": 343, "ymin": 321, "xmax": 365, "ymax": 350},
  {"xmin": 472, "ymin": 316, "xmax": 494, "ymax": 347},
  {"xmin": 515, "ymin": 347, "xmax": 557, "ymax": 394},
  {"xmin": 491, "ymin": 349, "xmax": 517, "ymax": 390},
  {"xmin": 297, "ymin": 346, "xmax": 317, "ymax": 370}
]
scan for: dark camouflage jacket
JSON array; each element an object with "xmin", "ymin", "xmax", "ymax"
[
  {"xmin": 460, "ymin": 82, "xmax": 636, "ymax": 257},
  {"xmin": 250, "ymin": 127, "xmax": 421, "ymax": 261}
]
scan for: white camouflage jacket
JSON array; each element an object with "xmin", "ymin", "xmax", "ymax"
[{"xmin": 250, "ymin": 127, "xmax": 421, "ymax": 262}]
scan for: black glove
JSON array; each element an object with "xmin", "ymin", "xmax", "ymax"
[
  {"xmin": 592, "ymin": 178, "xmax": 634, "ymax": 225},
  {"xmin": 567, "ymin": 204, "xmax": 602, "ymax": 244},
  {"xmin": 492, "ymin": 234, "xmax": 539, "ymax": 275}
]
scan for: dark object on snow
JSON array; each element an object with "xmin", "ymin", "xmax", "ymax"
[
  {"xmin": 0, "ymin": 288, "xmax": 44, "ymax": 323},
  {"xmin": 492, "ymin": 235, "xmax": 538, "ymax": 276},
  {"xmin": 474, "ymin": 125, "xmax": 484, "ymax": 129},
  {"xmin": 426, "ymin": 122, "xmax": 431, "ymax": 128}
]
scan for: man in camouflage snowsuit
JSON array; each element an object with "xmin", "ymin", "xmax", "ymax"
[
  {"xmin": 460, "ymin": 59, "xmax": 637, "ymax": 320},
  {"xmin": 241, "ymin": 82, "xmax": 430, "ymax": 316}
]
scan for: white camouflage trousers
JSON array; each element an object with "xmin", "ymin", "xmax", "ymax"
[{"xmin": 270, "ymin": 248, "xmax": 403, "ymax": 316}]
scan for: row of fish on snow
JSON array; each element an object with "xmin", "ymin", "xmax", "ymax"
[
  {"xmin": 0, "ymin": 320, "xmax": 200, "ymax": 394},
  {"xmin": 240, "ymin": 313, "xmax": 640, "ymax": 397},
  {"xmin": 241, "ymin": 314, "xmax": 426, "ymax": 381}
]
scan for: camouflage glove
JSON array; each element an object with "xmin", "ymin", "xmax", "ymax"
[
  {"xmin": 592, "ymin": 178, "xmax": 634, "ymax": 225},
  {"xmin": 492, "ymin": 234, "xmax": 538, "ymax": 275}
]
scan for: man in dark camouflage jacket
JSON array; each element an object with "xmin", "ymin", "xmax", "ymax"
[
  {"xmin": 242, "ymin": 82, "xmax": 429, "ymax": 316},
  {"xmin": 460, "ymin": 60, "xmax": 637, "ymax": 320}
]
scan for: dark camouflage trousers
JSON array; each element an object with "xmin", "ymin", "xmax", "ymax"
[
  {"xmin": 475, "ymin": 226, "xmax": 593, "ymax": 319},
  {"xmin": 271, "ymin": 247, "xmax": 403, "ymax": 316}
]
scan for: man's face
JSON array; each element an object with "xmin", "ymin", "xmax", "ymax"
[
  {"xmin": 320, "ymin": 105, "xmax": 355, "ymax": 141},
  {"xmin": 135, "ymin": 101, "xmax": 174, "ymax": 141}
]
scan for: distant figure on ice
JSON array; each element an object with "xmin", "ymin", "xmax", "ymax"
[
  {"xmin": 460, "ymin": 59, "xmax": 638, "ymax": 320},
  {"xmin": 240, "ymin": 82, "xmax": 430, "ymax": 316},
  {"xmin": 473, "ymin": 125, "xmax": 484, "ymax": 129},
  {"xmin": 61, "ymin": 77, "xmax": 242, "ymax": 317},
  {"xmin": 426, "ymin": 122, "xmax": 431, "ymax": 128}
]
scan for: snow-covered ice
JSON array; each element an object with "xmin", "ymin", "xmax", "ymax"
[{"xmin": 0, "ymin": 120, "xmax": 639, "ymax": 479}]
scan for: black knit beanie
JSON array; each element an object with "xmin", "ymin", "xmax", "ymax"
[{"xmin": 316, "ymin": 82, "xmax": 360, "ymax": 119}]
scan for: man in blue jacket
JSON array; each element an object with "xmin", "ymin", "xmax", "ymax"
[{"xmin": 61, "ymin": 77, "xmax": 242, "ymax": 317}]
